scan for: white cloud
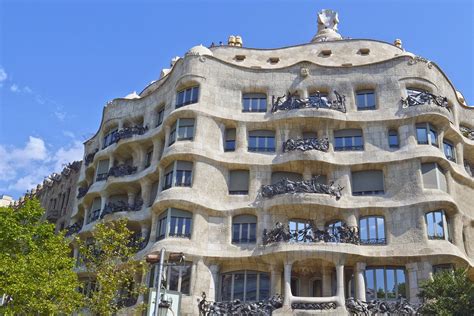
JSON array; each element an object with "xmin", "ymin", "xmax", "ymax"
[
  {"xmin": 54, "ymin": 110, "xmax": 66, "ymax": 121},
  {"xmin": 0, "ymin": 67, "xmax": 7, "ymax": 85},
  {"xmin": 23, "ymin": 86, "xmax": 33, "ymax": 93},
  {"xmin": 52, "ymin": 141, "xmax": 83, "ymax": 171},
  {"xmin": 63, "ymin": 130, "xmax": 75, "ymax": 138},
  {"xmin": 10, "ymin": 84, "xmax": 20, "ymax": 93}
]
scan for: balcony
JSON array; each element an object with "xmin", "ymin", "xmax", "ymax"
[
  {"xmin": 259, "ymin": 176, "xmax": 344, "ymax": 200},
  {"xmin": 127, "ymin": 232, "xmax": 148, "ymax": 251},
  {"xmin": 271, "ymin": 91, "xmax": 346, "ymax": 113},
  {"xmin": 103, "ymin": 125, "xmax": 149, "ymax": 149},
  {"xmin": 263, "ymin": 222, "xmax": 359, "ymax": 245},
  {"xmin": 77, "ymin": 186, "xmax": 89, "ymax": 199},
  {"xmin": 65, "ymin": 222, "xmax": 83, "ymax": 237},
  {"xmin": 401, "ymin": 91, "xmax": 449, "ymax": 110},
  {"xmin": 107, "ymin": 164, "xmax": 137, "ymax": 178},
  {"xmin": 99, "ymin": 199, "xmax": 144, "ymax": 219},
  {"xmin": 84, "ymin": 149, "xmax": 98, "ymax": 166},
  {"xmin": 460, "ymin": 126, "xmax": 474, "ymax": 140},
  {"xmin": 465, "ymin": 162, "xmax": 474, "ymax": 177},
  {"xmin": 283, "ymin": 137, "xmax": 329, "ymax": 152}
]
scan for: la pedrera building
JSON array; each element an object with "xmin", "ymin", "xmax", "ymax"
[{"xmin": 69, "ymin": 9, "xmax": 474, "ymax": 315}]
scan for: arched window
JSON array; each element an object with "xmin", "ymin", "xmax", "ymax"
[
  {"xmin": 359, "ymin": 216, "xmax": 385, "ymax": 245},
  {"xmin": 156, "ymin": 208, "xmax": 192, "ymax": 241},
  {"xmin": 220, "ymin": 271, "xmax": 270, "ymax": 301},
  {"xmin": 232, "ymin": 215, "xmax": 257, "ymax": 244}
]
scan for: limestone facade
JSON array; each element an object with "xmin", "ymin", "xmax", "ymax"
[{"xmin": 70, "ymin": 11, "xmax": 474, "ymax": 315}]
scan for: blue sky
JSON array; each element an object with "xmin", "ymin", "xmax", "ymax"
[{"xmin": 0, "ymin": 0, "xmax": 473, "ymax": 199}]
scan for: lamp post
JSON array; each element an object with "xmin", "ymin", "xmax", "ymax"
[{"xmin": 146, "ymin": 250, "xmax": 185, "ymax": 316}]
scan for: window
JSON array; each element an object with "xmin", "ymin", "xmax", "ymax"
[
  {"xmin": 334, "ymin": 129, "xmax": 364, "ymax": 151},
  {"xmin": 149, "ymin": 181, "xmax": 159, "ymax": 207},
  {"xmin": 421, "ymin": 163, "xmax": 447, "ymax": 191},
  {"xmin": 169, "ymin": 118, "xmax": 195, "ymax": 146},
  {"xmin": 102, "ymin": 128, "xmax": 118, "ymax": 149},
  {"xmin": 248, "ymin": 130, "xmax": 275, "ymax": 152},
  {"xmin": 291, "ymin": 277, "xmax": 300, "ymax": 296},
  {"xmin": 229, "ymin": 170, "xmax": 249, "ymax": 195},
  {"xmin": 225, "ymin": 128, "xmax": 236, "ymax": 152},
  {"xmin": 162, "ymin": 161, "xmax": 193, "ymax": 190},
  {"xmin": 365, "ymin": 267, "xmax": 406, "ymax": 300},
  {"xmin": 359, "ymin": 216, "xmax": 385, "ymax": 244},
  {"xmin": 156, "ymin": 208, "xmax": 192, "ymax": 240},
  {"xmin": 176, "ymin": 86, "xmax": 199, "ymax": 108},
  {"xmin": 416, "ymin": 123, "xmax": 438, "ymax": 147},
  {"xmin": 242, "ymin": 93, "xmax": 267, "ymax": 112},
  {"xmin": 432, "ymin": 264, "xmax": 454, "ymax": 274},
  {"xmin": 356, "ymin": 90, "xmax": 376, "ymax": 110},
  {"xmin": 271, "ymin": 172, "xmax": 304, "ymax": 184},
  {"xmin": 326, "ymin": 220, "xmax": 344, "ymax": 236},
  {"xmin": 388, "ymin": 130, "xmax": 399, "ymax": 148},
  {"xmin": 87, "ymin": 197, "xmax": 102, "ymax": 224},
  {"xmin": 425, "ymin": 210, "xmax": 450, "ymax": 241},
  {"xmin": 156, "ymin": 107, "xmax": 164, "ymax": 127},
  {"xmin": 232, "ymin": 215, "xmax": 257, "ymax": 244},
  {"xmin": 352, "ymin": 170, "xmax": 384, "ymax": 196},
  {"xmin": 220, "ymin": 271, "xmax": 270, "ymax": 302},
  {"xmin": 148, "ymin": 261, "xmax": 192, "ymax": 294},
  {"xmin": 96, "ymin": 159, "xmax": 110, "ymax": 181},
  {"xmin": 289, "ymin": 219, "xmax": 312, "ymax": 242},
  {"xmin": 443, "ymin": 140, "xmax": 456, "ymax": 162},
  {"xmin": 145, "ymin": 148, "xmax": 153, "ymax": 168}
]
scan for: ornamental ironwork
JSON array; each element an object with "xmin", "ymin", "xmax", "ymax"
[
  {"xmin": 460, "ymin": 126, "xmax": 474, "ymax": 140},
  {"xmin": 283, "ymin": 137, "xmax": 329, "ymax": 152},
  {"xmin": 346, "ymin": 296, "xmax": 420, "ymax": 315},
  {"xmin": 198, "ymin": 292, "xmax": 283, "ymax": 316},
  {"xmin": 259, "ymin": 176, "xmax": 344, "ymax": 200},
  {"xmin": 291, "ymin": 302, "xmax": 337, "ymax": 310},
  {"xmin": 77, "ymin": 186, "xmax": 89, "ymax": 199},
  {"xmin": 401, "ymin": 91, "xmax": 449, "ymax": 109},
  {"xmin": 108, "ymin": 164, "xmax": 137, "ymax": 178},
  {"xmin": 465, "ymin": 162, "xmax": 474, "ymax": 177},
  {"xmin": 360, "ymin": 238, "xmax": 386, "ymax": 245},
  {"xmin": 127, "ymin": 233, "xmax": 148, "ymax": 251},
  {"xmin": 271, "ymin": 91, "xmax": 346, "ymax": 113},
  {"xmin": 84, "ymin": 148, "xmax": 98, "ymax": 166},
  {"xmin": 65, "ymin": 222, "xmax": 82, "ymax": 237},
  {"xmin": 263, "ymin": 222, "xmax": 359, "ymax": 245},
  {"xmin": 113, "ymin": 125, "xmax": 149, "ymax": 143},
  {"xmin": 100, "ymin": 198, "xmax": 143, "ymax": 219}
]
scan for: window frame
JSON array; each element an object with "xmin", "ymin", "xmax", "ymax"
[
  {"xmin": 443, "ymin": 140, "xmax": 456, "ymax": 162},
  {"xmin": 288, "ymin": 219, "xmax": 313, "ymax": 243},
  {"xmin": 388, "ymin": 129, "xmax": 399, "ymax": 149},
  {"xmin": 242, "ymin": 93, "xmax": 267, "ymax": 113},
  {"xmin": 176, "ymin": 86, "xmax": 199, "ymax": 109},
  {"xmin": 232, "ymin": 215, "xmax": 257, "ymax": 244},
  {"xmin": 156, "ymin": 208, "xmax": 193, "ymax": 241},
  {"xmin": 168, "ymin": 118, "xmax": 195, "ymax": 146},
  {"xmin": 224, "ymin": 128, "xmax": 236, "ymax": 152},
  {"xmin": 364, "ymin": 266, "xmax": 406, "ymax": 301},
  {"xmin": 156, "ymin": 107, "xmax": 165, "ymax": 127},
  {"xmin": 162, "ymin": 161, "xmax": 193, "ymax": 191},
  {"xmin": 220, "ymin": 270, "xmax": 270, "ymax": 302},
  {"xmin": 359, "ymin": 216, "xmax": 386, "ymax": 245},
  {"xmin": 248, "ymin": 131, "xmax": 275, "ymax": 152},
  {"xmin": 425, "ymin": 210, "xmax": 450, "ymax": 241},
  {"xmin": 334, "ymin": 129, "xmax": 364, "ymax": 151},
  {"xmin": 416, "ymin": 123, "xmax": 438, "ymax": 147},
  {"xmin": 356, "ymin": 90, "xmax": 376, "ymax": 111}
]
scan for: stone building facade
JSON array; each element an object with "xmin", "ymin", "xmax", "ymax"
[{"xmin": 69, "ymin": 9, "xmax": 474, "ymax": 315}]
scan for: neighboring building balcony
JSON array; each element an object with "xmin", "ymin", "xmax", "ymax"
[
  {"xmin": 65, "ymin": 222, "xmax": 83, "ymax": 237},
  {"xmin": 271, "ymin": 91, "xmax": 346, "ymax": 113},
  {"xmin": 86, "ymin": 209, "xmax": 101, "ymax": 224},
  {"xmin": 99, "ymin": 199, "xmax": 144, "ymax": 219},
  {"xmin": 283, "ymin": 137, "xmax": 329, "ymax": 153},
  {"xmin": 259, "ymin": 177, "xmax": 344, "ymax": 200},
  {"xmin": 263, "ymin": 222, "xmax": 360, "ymax": 245}
]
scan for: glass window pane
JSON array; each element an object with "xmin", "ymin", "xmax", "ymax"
[
  {"xmin": 168, "ymin": 265, "xmax": 180, "ymax": 291},
  {"xmin": 376, "ymin": 268, "xmax": 386, "ymax": 299},
  {"xmin": 233, "ymin": 273, "xmax": 245, "ymax": 301},
  {"xmin": 185, "ymin": 88, "xmax": 192, "ymax": 104},
  {"xmin": 365, "ymin": 269, "xmax": 375, "ymax": 300},
  {"xmin": 221, "ymin": 275, "xmax": 233, "ymax": 301},
  {"xmin": 377, "ymin": 217, "xmax": 385, "ymax": 240},
  {"xmin": 180, "ymin": 265, "xmax": 191, "ymax": 294},
  {"xmin": 366, "ymin": 93, "xmax": 375, "ymax": 107},
  {"xmin": 243, "ymin": 99, "xmax": 250, "ymax": 111},
  {"xmin": 354, "ymin": 136, "xmax": 363, "ymax": 148},
  {"xmin": 177, "ymin": 217, "xmax": 184, "ymax": 236},
  {"xmin": 232, "ymin": 224, "xmax": 240, "ymax": 243},
  {"xmin": 435, "ymin": 211, "xmax": 444, "ymax": 237},
  {"xmin": 192, "ymin": 87, "xmax": 199, "ymax": 103},
  {"xmin": 246, "ymin": 273, "xmax": 257, "ymax": 301},
  {"xmin": 386, "ymin": 269, "xmax": 396, "ymax": 299},
  {"xmin": 259, "ymin": 273, "xmax": 270, "ymax": 300},
  {"xmin": 267, "ymin": 137, "xmax": 275, "ymax": 150},
  {"xmin": 249, "ymin": 137, "xmax": 257, "ymax": 149},
  {"xmin": 257, "ymin": 137, "xmax": 265, "ymax": 149},
  {"xmin": 249, "ymin": 223, "xmax": 256, "ymax": 242},
  {"xmin": 251, "ymin": 99, "xmax": 259, "ymax": 110},
  {"xmin": 335, "ymin": 138, "xmax": 343, "ymax": 149},
  {"xmin": 241, "ymin": 224, "xmax": 249, "ymax": 243},
  {"xmin": 169, "ymin": 217, "xmax": 177, "ymax": 235},
  {"xmin": 360, "ymin": 218, "xmax": 368, "ymax": 241},
  {"xmin": 417, "ymin": 127, "xmax": 428, "ymax": 144},
  {"xmin": 357, "ymin": 94, "xmax": 366, "ymax": 107},
  {"xmin": 346, "ymin": 137, "xmax": 353, "ymax": 148},
  {"xmin": 397, "ymin": 269, "xmax": 406, "ymax": 297},
  {"xmin": 369, "ymin": 217, "xmax": 376, "ymax": 240},
  {"xmin": 177, "ymin": 91, "xmax": 184, "ymax": 106},
  {"xmin": 259, "ymin": 98, "xmax": 267, "ymax": 111},
  {"xmin": 429, "ymin": 129, "xmax": 438, "ymax": 145}
]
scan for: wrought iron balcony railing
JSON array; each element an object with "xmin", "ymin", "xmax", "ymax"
[
  {"xmin": 263, "ymin": 222, "xmax": 359, "ymax": 245},
  {"xmin": 127, "ymin": 233, "xmax": 149, "ymax": 251},
  {"xmin": 346, "ymin": 297, "xmax": 420, "ymax": 315},
  {"xmin": 84, "ymin": 148, "xmax": 98, "ymax": 166},
  {"xmin": 107, "ymin": 164, "xmax": 137, "ymax": 178},
  {"xmin": 401, "ymin": 91, "xmax": 449, "ymax": 109},
  {"xmin": 283, "ymin": 137, "xmax": 329, "ymax": 152},
  {"xmin": 77, "ymin": 186, "xmax": 89, "ymax": 199},
  {"xmin": 198, "ymin": 292, "xmax": 283, "ymax": 316},
  {"xmin": 260, "ymin": 176, "xmax": 344, "ymax": 200},
  {"xmin": 100, "ymin": 199, "xmax": 144, "ymax": 219},
  {"xmin": 360, "ymin": 238, "xmax": 386, "ymax": 245},
  {"xmin": 271, "ymin": 91, "xmax": 346, "ymax": 113},
  {"xmin": 65, "ymin": 222, "xmax": 83, "ymax": 237},
  {"xmin": 460, "ymin": 126, "xmax": 474, "ymax": 140}
]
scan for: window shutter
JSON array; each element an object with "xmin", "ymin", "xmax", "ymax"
[
  {"xmin": 437, "ymin": 166, "xmax": 447, "ymax": 192},
  {"xmin": 243, "ymin": 93, "xmax": 266, "ymax": 99},
  {"xmin": 352, "ymin": 170, "xmax": 384, "ymax": 193},
  {"xmin": 176, "ymin": 161, "xmax": 193, "ymax": 171},
  {"xmin": 164, "ymin": 163, "xmax": 174, "ymax": 175},
  {"xmin": 249, "ymin": 130, "xmax": 274, "ymax": 137},
  {"xmin": 91, "ymin": 197, "xmax": 101, "ymax": 211},
  {"xmin": 233, "ymin": 214, "xmax": 257, "ymax": 224},
  {"xmin": 229, "ymin": 170, "xmax": 249, "ymax": 192},
  {"xmin": 334, "ymin": 129, "xmax": 362, "ymax": 138},
  {"xmin": 170, "ymin": 208, "xmax": 192, "ymax": 218},
  {"xmin": 421, "ymin": 163, "xmax": 438, "ymax": 189},
  {"xmin": 226, "ymin": 129, "xmax": 236, "ymax": 140},
  {"xmin": 179, "ymin": 118, "xmax": 195, "ymax": 126}
]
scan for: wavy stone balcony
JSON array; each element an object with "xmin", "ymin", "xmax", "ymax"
[
  {"xmin": 259, "ymin": 177, "xmax": 344, "ymax": 200},
  {"xmin": 271, "ymin": 91, "xmax": 346, "ymax": 113}
]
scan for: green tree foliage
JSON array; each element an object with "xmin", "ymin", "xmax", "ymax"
[
  {"xmin": 0, "ymin": 198, "xmax": 83, "ymax": 314},
  {"xmin": 418, "ymin": 268, "xmax": 474, "ymax": 315},
  {"xmin": 77, "ymin": 218, "xmax": 146, "ymax": 315}
]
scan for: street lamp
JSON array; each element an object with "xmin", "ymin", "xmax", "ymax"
[{"xmin": 146, "ymin": 249, "xmax": 185, "ymax": 316}]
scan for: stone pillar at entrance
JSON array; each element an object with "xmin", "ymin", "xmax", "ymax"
[
  {"xmin": 354, "ymin": 262, "xmax": 366, "ymax": 301},
  {"xmin": 283, "ymin": 262, "xmax": 293, "ymax": 306},
  {"xmin": 209, "ymin": 264, "xmax": 220, "ymax": 301},
  {"xmin": 406, "ymin": 262, "xmax": 420, "ymax": 304},
  {"xmin": 335, "ymin": 263, "xmax": 345, "ymax": 306}
]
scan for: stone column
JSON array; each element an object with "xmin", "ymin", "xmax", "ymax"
[
  {"xmin": 302, "ymin": 166, "xmax": 312, "ymax": 181},
  {"xmin": 189, "ymin": 258, "xmax": 200, "ymax": 297},
  {"xmin": 152, "ymin": 138, "xmax": 162, "ymax": 162},
  {"xmin": 354, "ymin": 262, "xmax": 366, "ymax": 301},
  {"xmin": 236, "ymin": 122, "xmax": 247, "ymax": 152},
  {"xmin": 335, "ymin": 263, "xmax": 345, "ymax": 306},
  {"xmin": 283, "ymin": 262, "xmax": 293, "ymax": 306},
  {"xmin": 140, "ymin": 179, "xmax": 151, "ymax": 208},
  {"xmin": 455, "ymin": 142, "xmax": 464, "ymax": 166},
  {"xmin": 100, "ymin": 193, "xmax": 108, "ymax": 213},
  {"xmin": 452, "ymin": 213, "xmax": 463, "ymax": 249},
  {"xmin": 127, "ymin": 191, "xmax": 136, "ymax": 206},
  {"xmin": 406, "ymin": 262, "xmax": 419, "ymax": 304},
  {"xmin": 322, "ymin": 266, "xmax": 332, "ymax": 296},
  {"xmin": 270, "ymin": 265, "xmax": 282, "ymax": 296},
  {"xmin": 208, "ymin": 264, "xmax": 220, "ymax": 301}
]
